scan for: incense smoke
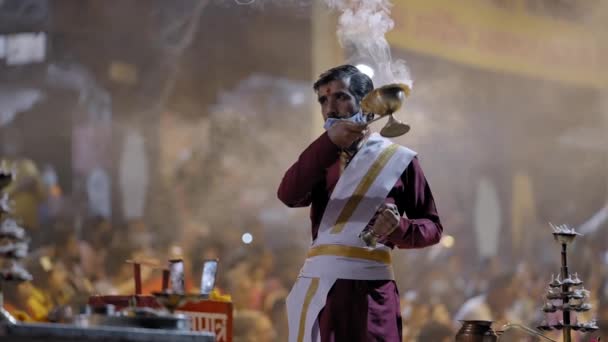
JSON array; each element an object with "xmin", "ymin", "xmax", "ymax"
[{"xmin": 324, "ymin": 0, "xmax": 412, "ymax": 88}]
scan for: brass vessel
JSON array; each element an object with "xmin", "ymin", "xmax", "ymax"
[
  {"xmin": 360, "ymin": 83, "xmax": 411, "ymax": 138},
  {"xmin": 455, "ymin": 320, "xmax": 498, "ymax": 342}
]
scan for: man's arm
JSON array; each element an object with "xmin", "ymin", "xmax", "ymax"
[
  {"xmin": 383, "ymin": 157, "xmax": 443, "ymax": 248},
  {"xmin": 277, "ymin": 132, "xmax": 340, "ymax": 207}
]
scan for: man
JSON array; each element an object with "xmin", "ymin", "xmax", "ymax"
[{"xmin": 278, "ymin": 64, "xmax": 443, "ymax": 342}]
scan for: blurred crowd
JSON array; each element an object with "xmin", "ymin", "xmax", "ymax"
[{"xmin": 2, "ymin": 156, "xmax": 607, "ymax": 342}]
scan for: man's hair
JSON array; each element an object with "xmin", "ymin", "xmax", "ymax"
[{"xmin": 313, "ymin": 64, "xmax": 374, "ymax": 104}]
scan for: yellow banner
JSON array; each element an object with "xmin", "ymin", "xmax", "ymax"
[{"xmin": 387, "ymin": 0, "xmax": 605, "ymax": 88}]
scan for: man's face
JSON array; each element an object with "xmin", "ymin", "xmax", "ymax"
[{"xmin": 316, "ymin": 78, "xmax": 359, "ymax": 121}]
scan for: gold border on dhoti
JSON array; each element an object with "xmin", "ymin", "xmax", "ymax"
[
  {"xmin": 297, "ymin": 277, "xmax": 320, "ymax": 342},
  {"xmin": 307, "ymin": 244, "xmax": 392, "ymax": 264},
  {"xmin": 330, "ymin": 144, "xmax": 400, "ymax": 234}
]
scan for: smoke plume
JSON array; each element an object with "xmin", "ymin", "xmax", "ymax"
[{"xmin": 325, "ymin": 0, "xmax": 412, "ymax": 88}]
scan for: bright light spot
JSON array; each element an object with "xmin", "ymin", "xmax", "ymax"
[
  {"xmin": 289, "ymin": 92, "xmax": 305, "ymax": 106},
  {"xmin": 241, "ymin": 233, "xmax": 253, "ymax": 244},
  {"xmin": 356, "ymin": 64, "xmax": 375, "ymax": 78},
  {"xmin": 441, "ymin": 235, "xmax": 455, "ymax": 248}
]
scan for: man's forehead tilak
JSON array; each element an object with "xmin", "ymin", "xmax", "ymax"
[{"xmin": 317, "ymin": 78, "xmax": 351, "ymax": 96}]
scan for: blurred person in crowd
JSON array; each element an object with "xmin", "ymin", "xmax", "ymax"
[
  {"xmin": 38, "ymin": 164, "xmax": 64, "ymax": 228},
  {"xmin": 182, "ymin": 233, "xmax": 226, "ymax": 292},
  {"xmin": 273, "ymin": 244, "xmax": 305, "ymax": 291},
  {"xmin": 585, "ymin": 306, "xmax": 606, "ymax": 342},
  {"xmin": 507, "ymin": 262, "xmax": 546, "ymax": 325},
  {"xmin": 79, "ymin": 216, "xmax": 115, "ymax": 293},
  {"xmin": 453, "ymin": 273, "xmax": 516, "ymax": 327},
  {"xmin": 2, "ymin": 259, "xmax": 54, "ymax": 322},
  {"xmin": 110, "ymin": 219, "xmax": 161, "ymax": 294},
  {"xmin": 124, "ymin": 219, "xmax": 156, "ymax": 256},
  {"xmin": 222, "ymin": 244, "xmax": 283, "ymax": 311},
  {"xmin": 243, "ymin": 247, "xmax": 276, "ymax": 311},
  {"xmin": 2, "ymin": 158, "xmax": 46, "ymax": 238},
  {"xmin": 401, "ymin": 301, "xmax": 431, "ymax": 341},
  {"xmin": 260, "ymin": 245, "xmax": 298, "ymax": 340},
  {"xmin": 400, "ymin": 290, "xmax": 454, "ymax": 341},
  {"xmin": 431, "ymin": 301, "xmax": 452, "ymax": 327},
  {"xmin": 267, "ymin": 294, "xmax": 289, "ymax": 341},
  {"xmin": 438, "ymin": 254, "xmax": 468, "ymax": 313},
  {"xmin": 233, "ymin": 309, "xmax": 276, "ymax": 342},
  {"xmin": 54, "ymin": 221, "xmax": 93, "ymax": 286},
  {"xmin": 1, "ymin": 130, "xmax": 46, "ymax": 240},
  {"xmin": 3, "ymin": 253, "xmax": 77, "ymax": 321},
  {"xmin": 416, "ymin": 321, "xmax": 453, "ymax": 342},
  {"xmin": 278, "ymin": 65, "xmax": 443, "ymax": 341},
  {"xmin": 28, "ymin": 218, "xmax": 96, "ymax": 305},
  {"xmin": 226, "ymin": 259, "xmax": 255, "ymax": 310},
  {"xmin": 4, "ymin": 282, "xmax": 53, "ymax": 322}
]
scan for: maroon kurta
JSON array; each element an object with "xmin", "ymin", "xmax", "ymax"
[{"xmin": 278, "ymin": 132, "xmax": 443, "ymax": 342}]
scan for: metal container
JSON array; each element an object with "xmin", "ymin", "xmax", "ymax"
[
  {"xmin": 168, "ymin": 259, "xmax": 185, "ymax": 294},
  {"xmin": 455, "ymin": 320, "xmax": 498, "ymax": 342},
  {"xmin": 76, "ymin": 307, "xmax": 191, "ymax": 331}
]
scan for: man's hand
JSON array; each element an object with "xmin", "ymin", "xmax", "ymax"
[
  {"xmin": 371, "ymin": 203, "xmax": 401, "ymax": 236},
  {"xmin": 327, "ymin": 121, "xmax": 367, "ymax": 149}
]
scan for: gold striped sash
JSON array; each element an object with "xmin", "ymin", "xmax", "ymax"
[
  {"xmin": 330, "ymin": 144, "xmax": 399, "ymax": 234},
  {"xmin": 297, "ymin": 277, "xmax": 319, "ymax": 342},
  {"xmin": 307, "ymin": 244, "xmax": 392, "ymax": 264}
]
